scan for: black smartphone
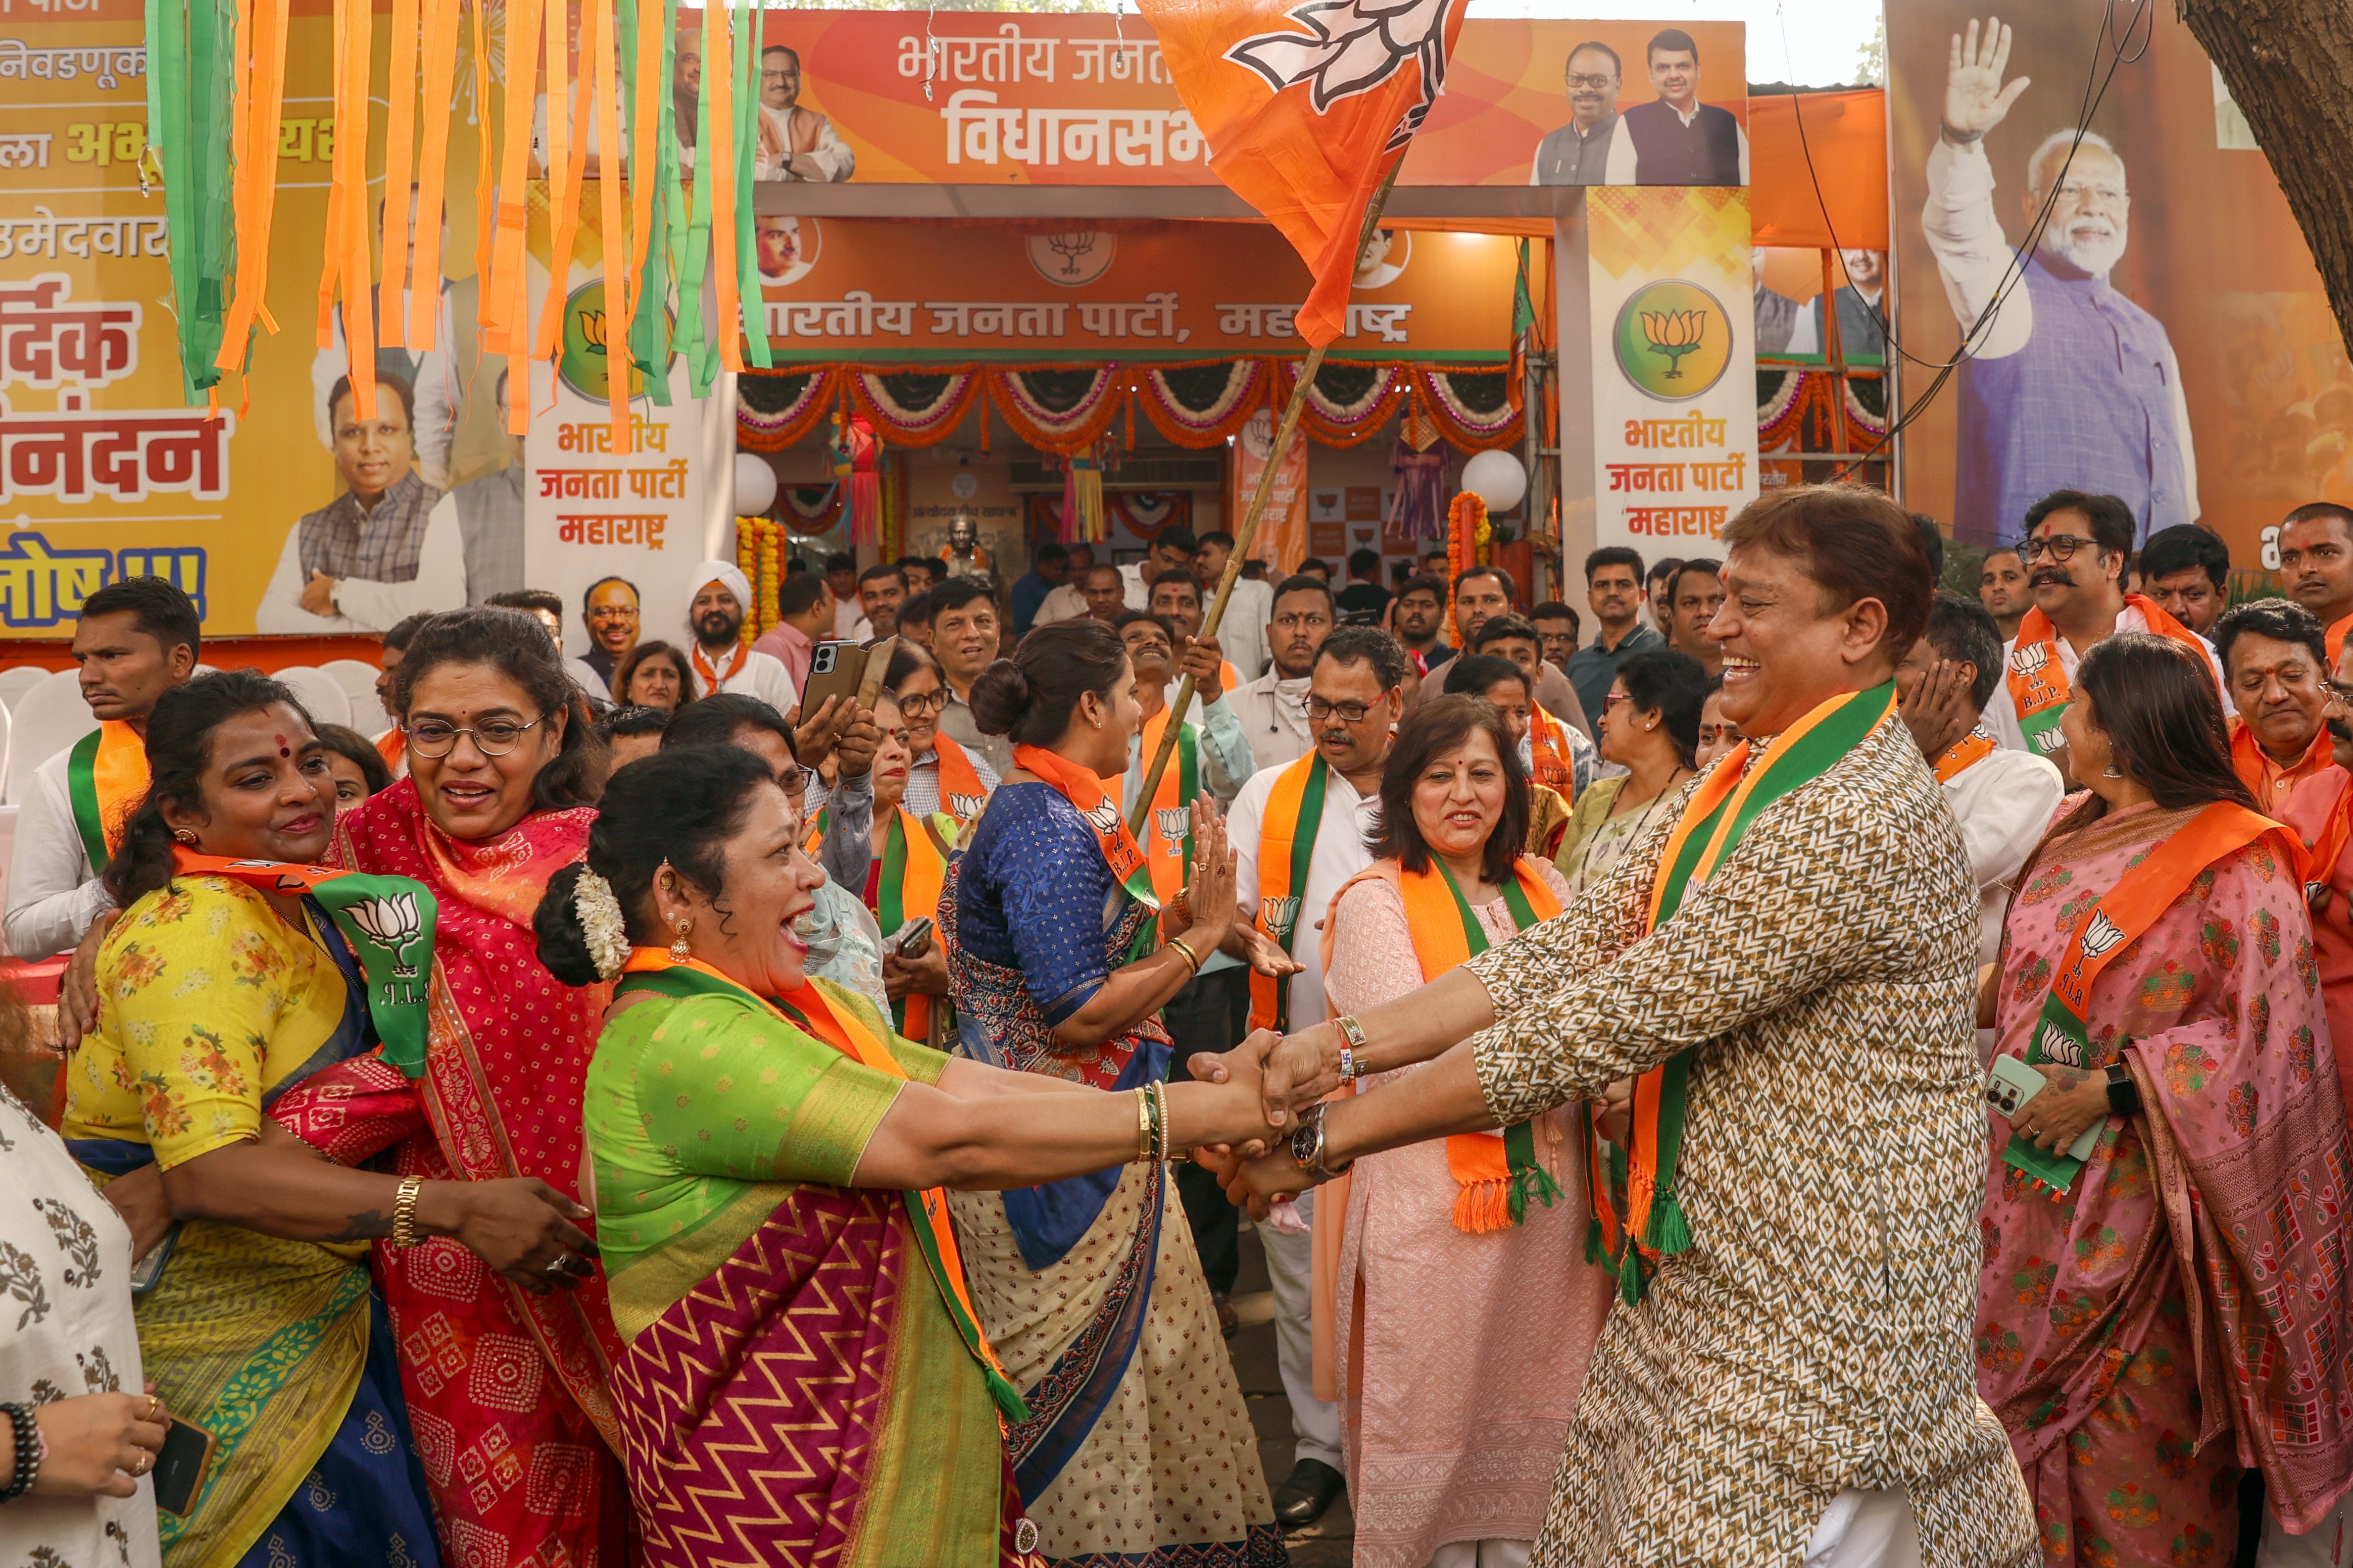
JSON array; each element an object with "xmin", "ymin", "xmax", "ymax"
[
  {"xmin": 894, "ymin": 917, "xmax": 936, "ymax": 962},
  {"xmin": 151, "ymin": 1418, "xmax": 216, "ymax": 1515}
]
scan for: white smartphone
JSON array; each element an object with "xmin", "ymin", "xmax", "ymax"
[{"xmin": 1986, "ymin": 1055, "xmax": 2103, "ymax": 1162}]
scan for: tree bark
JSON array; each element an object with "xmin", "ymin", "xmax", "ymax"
[{"xmin": 2180, "ymin": 0, "xmax": 2353, "ymax": 350}]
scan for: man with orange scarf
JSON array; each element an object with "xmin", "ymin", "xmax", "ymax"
[
  {"xmin": 2214, "ymin": 597, "xmax": 2334, "ymax": 813},
  {"xmin": 1993, "ymin": 489, "xmax": 2225, "ymax": 769},
  {"xmin": 2281, "ymin": 636, "xmax": 2353, "ymax": 1136}
]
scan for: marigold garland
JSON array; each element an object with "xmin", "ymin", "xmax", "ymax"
[
  {"xmin": 1445, "ymin": 490, "xmax": 1489, "ymax": 645},
  {"xmin": 736, "ymin": 516, "xmax": 782, "ymax": 642}
]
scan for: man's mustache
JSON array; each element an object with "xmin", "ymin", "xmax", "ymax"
[
  {"xmin": 2030, "ymin": 569, "xmax": 2072, "ymax": 588},
  {"xmin": 2330, "ymin": 715, "xmax": 2353, "ymax": 743}
]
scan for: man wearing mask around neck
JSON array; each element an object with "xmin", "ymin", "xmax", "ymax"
[
  {"xmin": 1223, "ymin": 625, "xmax": 1408, "ymax": 1533},
  {"xmin": 1219, "ymin": 485, "xmax": 2036, "ymax": 1568},
  {"xmin": 1231, "ymin": 575, "xmax": 1336, "ymax": 772},
  {"xmin": 2280, "ymin": 501, "xmax": 2353, "ymax": 667},
  {"xmin": 1996, "ymin": 488, "xmax": 2223, "ymax": 771},
  {"xmin": 2215, "ymin": 597, "xmax": 2334, "ymax": 814}
]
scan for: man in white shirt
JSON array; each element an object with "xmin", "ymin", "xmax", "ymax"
[
  {"xmin": 1120, "ymin": 527, "xmax": 1197, "ymax": 613},
  {"xmin": 683, "ymin": 561, "xmax": 799, "ymax": 713},
  {"xmin": 1230, "ymin": 574, "xmax": 1334, "ymax": 772},
  {"xmin": 1992, "ymin": 490, "xmax": 2227, "ymax": 765},
  {"xmin": 1196, "ymin": 531, "xmax": 1273, "ymax": 682},
  {"xmin": 1116, "ymin": 611, "xmax": 1255, "ymax": 812},
  {"xmin": 1926, "ymin": 19, "xmax": 2196, "ymax": 544},
  {"xmin": 825, "ymin": 552, "xmax": 873, "ymax": 641},
  {"xmin": 1221, "ymin": 625, "xmax": 1406, "ymax": 1531},
  {"xmin": 5, "ymin": 576, "xmax": 199, "ymax": 962},
  {"xmin": 1897, "ymin": 591, "xmax": 2065, "ymax": 974},
  {"xmin": 1036, "ymin": 543, "xmax": 1097, "ymax": 626},
  {"xmin": 257, "ymin": 373, "xmax": 465, "ymax": 633}
]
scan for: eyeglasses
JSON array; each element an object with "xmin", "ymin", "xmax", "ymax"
[
  {"xmin": 586, "ymin": 606, "xmax": 639, "ymax": 622},
  {"xmin": 405, "ymin": 716, "xmax": 545, "ymax": 757},
  {"xmin": 1304, "ymin": 696, "xmax": 1379, "ymax": 723},
  {"xmin": 896, "ymin": 689, "xmax": 946, "ymax": 716},
  {"xmin": 1603, "ymin": 692, "xmax": 1637, "ymax": 713},
  {"xmin": 1565, "ymin": 72, "xmax": 1618, "ymax": 89},
  {"xmin": 2022, "ymin": 534, "xmax": 2099, "ymax": 562},
  {"xmin": 773, "ymin": 765, "xmax": 813, "ymax": 798}
]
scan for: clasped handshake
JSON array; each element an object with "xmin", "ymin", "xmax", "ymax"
[{"xmin": 1175, "ymin": 1022, "xmax": 1352, "ymax": 1217}]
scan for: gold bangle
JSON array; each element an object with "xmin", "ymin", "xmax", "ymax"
[
  {"xmin": 1135, "ymin": 1088, "xmax": 1153, "ymax": 1162},
  {"xmin": 391, "ymin": 1176, "xmax": 424, "ymax": 1249},
  {"xmin": 1149, "ymin": 1081, "xmax": 1171, "ymax": 1163},
  {"xmin": 1164, "ymin": 936, "xmax": 1201, "ymax": 977}
]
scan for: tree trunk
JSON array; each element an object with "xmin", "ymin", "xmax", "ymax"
[{"xmin": 2179, "ymin": 0, "xmax": 2353, "ymax": 350}]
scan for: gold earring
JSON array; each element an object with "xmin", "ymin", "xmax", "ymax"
[
  {"xmin": 668, "ymin": 916, "xmax": 694, "ymax": 962},
  {"xmin": 172, "ymin": 829, "xmax": 200, "ymax": 846}
]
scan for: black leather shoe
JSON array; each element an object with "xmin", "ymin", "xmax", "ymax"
[{"xmin": 1272, "ymin": 1458, "xmax": 1345, "ymax": 1528}]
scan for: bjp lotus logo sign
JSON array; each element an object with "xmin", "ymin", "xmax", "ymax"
[{"xmin": 1612, "ymin": 279, "xmax": 1732, "ymax": 401}]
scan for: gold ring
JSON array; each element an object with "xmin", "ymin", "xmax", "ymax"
[
  {"xmin": 143, "ymin": 1394, "xmax": 162, "ymax": 1422},
  {"xmin": 133, "ymin": 1452, "xmax": 151, "ymax": 1476}
]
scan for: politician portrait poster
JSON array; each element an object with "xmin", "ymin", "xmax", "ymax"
[{"xmin": 1887, "ymin": 2, "xmax": 2353, "ymax": 563}]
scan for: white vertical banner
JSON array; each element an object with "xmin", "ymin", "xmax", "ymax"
[
  {"xmin": 1584, "ymin": 186, "xmax": 1760, "ymax": 557},
  {"xmin": 523, "ymin": 254, "xmax": 715, "ymax": 658}
]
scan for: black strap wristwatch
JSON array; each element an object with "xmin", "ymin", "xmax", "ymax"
[{"xmin": 2104, "ymin": 1063, "xmax": 2141, "ymax": 1118}]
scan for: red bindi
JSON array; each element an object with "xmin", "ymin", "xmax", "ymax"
[{"xmin": 275, "ymin": 733, "xmax": 291, "ymax": 757}]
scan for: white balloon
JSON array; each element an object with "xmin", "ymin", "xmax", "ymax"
[
  {"xmin": 733, "ymin": 451, "xmax": 778, "ymax": 517},
  {"xmin": 1461, "ymin": 449, "xmax": 1528, "ymax": 513}
]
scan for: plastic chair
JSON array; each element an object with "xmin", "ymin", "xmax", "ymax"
[
  {"xmin": 272, "ymin": 666, "xmax": 352, "ymax": 732},
  {"xmin": 0, "ymin": 665, "xmax": 47, "ymax": 714},
  {"xmin": 320, "ymin": 657, "xmax": 393, "ymax": 736},
  {"xmin": 4, "ymin": 671, "xmax": 96, "ymax": 807}
]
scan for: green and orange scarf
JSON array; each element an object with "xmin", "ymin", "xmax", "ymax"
[
  {"xmin": 2005, "ymin": 595, "xmax": 2207, "ymax": 758},
  {"xmin": 1013, "ymin": 743, "xmax": 1158, "ymax": 965},
  {"xmin": 2007, "ymin": 800, "xmax": 2305, "ymax": 1193},
  {"xmin": 616, "ymin": 948, "xmax": 1030, "ymax": 1422},
  {"xmin": 68, "ymin": 721, "xmax": 149, "ymax": 872},
  {"xmin": 1591, "ymin": 681, "xmax": 1897, "ymax": 1303},
  {"xmin": 171, "ymin": 846, "xmax": 438, "ymax": 1076},
  {"xmin": 1249, "ymin": 751, "xmax": 1328, "ymax": 1033}
]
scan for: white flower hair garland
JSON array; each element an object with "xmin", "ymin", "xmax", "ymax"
[{"xmin": 574, "ymin": 867, "xmax": 629, "ymax": 981}]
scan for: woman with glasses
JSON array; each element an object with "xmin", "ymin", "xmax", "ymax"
[
  {"xmin": 258, "ymin": 609, "xmax": 629, "ymax": 1567},
  {"xmin": 64, "ymin": 671, "xmax": 596, "ymax": 1568},
  {"xmin": 945, "ymin": 620, "xmax": 1285, "ymax": 1567},
  {"xmin": 1552, "ymin": 649, "xmax": 1708, "ymax": 898},
  {"xmin": 610, "ymin": 639, "xmax": 698, "ymax": 714},
  {"xmin": 888, "ymin": 643, "xmax": 998, "ymax": 827}
]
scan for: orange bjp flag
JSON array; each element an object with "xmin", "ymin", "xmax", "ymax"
[{"xmin": 1137, "ymin": 0, "xmax": 1469, "ymax": 346}]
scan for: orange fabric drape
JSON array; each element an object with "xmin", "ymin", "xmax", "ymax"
[{"xmin": 1747, "ymin": 88, "xmax": 1888, "ymax": 250}]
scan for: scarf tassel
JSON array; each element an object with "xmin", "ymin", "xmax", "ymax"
[
  {"xmin": 1583, "ymin": 1216, "xmax": 1607, "ymax": 1268},
  {"xmin": 1641, "ymin": 1181, "xmax": 1693, "ymax": 1256},
  {"xmin": 984, "ymin": 1364, "xmax": 1031, "ymax": 1426},
  {"xmin": 1507, "ymin": 1159, "xmax": 1561, "ymax": 1225},
  {"xmin": 1616, "ymin": 1245, "xmax": 1648, "ymax": 1306},
  {"xmin": 1450, "ymin": 1177, "xmax": 1516, "ymax": 1235}
]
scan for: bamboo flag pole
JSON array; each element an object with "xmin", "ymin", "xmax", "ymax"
[{"xmin": 1126, "ymin": 164, "xmax": 1403, "ymax": 838}]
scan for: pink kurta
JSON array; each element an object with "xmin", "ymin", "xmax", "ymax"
[
  {"xmin": 1978, "ymin": 799, "xmax": 2353, "ymax": 1567},
  {"xmin": 1323, "ymin": 864, "xmax": 1615, "ymax": 1568}
]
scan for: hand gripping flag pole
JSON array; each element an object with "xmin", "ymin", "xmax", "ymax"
[{"xmin": 1124, "ymin": 0, "xmax": 1468, "ymax": 837}]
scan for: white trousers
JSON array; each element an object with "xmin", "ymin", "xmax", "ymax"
[
  {"xmin": 1804, "ymin": 1489, "xmax": 1921, "ymax": 1568},
  {"xmin": 2262, "ymin": 1503, "xmax": 2353, "ymax": 1568},
  {"xmin": 1429, "ymin": 1539, "xmax": 1533, "ymax": 1568},
  {"xmin": 1260, "ymin": 1190, "xmax": 1343, "ymax": 1470}
]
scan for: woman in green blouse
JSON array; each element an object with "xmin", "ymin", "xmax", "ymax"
[{"xmin": 534, "ymin": 743, "xmax": 1271, "ymax": 1568}]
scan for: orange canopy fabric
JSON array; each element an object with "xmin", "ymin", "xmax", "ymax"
[
  {"xmin": 1747, "ymin": 87, "xmax": 1888, "ymax": 250},
  {"xmin": 1135, "ymin": 0, "xmax": 1470, "ymax": 346}
]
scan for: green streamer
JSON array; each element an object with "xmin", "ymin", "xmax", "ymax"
[
  {"xmin": 730, "ymin": 0, "xmax": 770, "ymax": 371},
  {"xmin": 148, "ymin": 0, "xmax": 235, "ymax": 400},
  {"xmin": 675, "ymin": 1, "xmax": 717, "ymax": 396}
]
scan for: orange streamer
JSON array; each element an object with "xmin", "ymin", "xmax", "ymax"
[
  {"xmin": 211, "ymin": 0, "xmax": 259, "ymax": 369},
  {"xmin": 590, "ymin": 0, "xmax": 630, "ymax": 446},
  {"xmin": 377, "ymin": 0, "xmax": 422, "ymax": 338},
  {"xmin": 321, "ymin": 0, "xmax": 377, "ymax": 419},
  {"xmin": 531, "ymin": 0, "xmax": 585, "ymax": 361},
  {"xmin": 469, "ymin": 0, "xmax": 494, "ymax": 297},
  {"xmin": 623, "ymin": 0, "xmax": 664, "ymax": 335},
  {"xmin": 480, "ymin": 0, "xmax": 542, "ymax": 356},
  {"xmin": 705, "ymin": 0, "xmax": 744, "ymax": 373},
  {"xmin": 408, "ymin": 0, "xmax": 461, "ymax": 351}
]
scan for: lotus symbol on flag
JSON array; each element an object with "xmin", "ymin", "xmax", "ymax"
[
  {"xmin": 1225, "ymin": 0, "xmax": 1457, "ymax": 150},
  {"xmin": 1640, "ymin": 310, "xmax": 1707, "ymax": 380},
  {"xmin": 2078, "ymin": 910, "xmax": 2127, "ymax": 960},
  {"xmin": 1156, "ymin": 806, "xmax": 1190, "ymax": 849},
  {"xmin": 579, "ymin": 309, "xmax": 608, "ymax": 358},
  {"xmin": 949, "ymin": 792, "xmax": 986, "ymax": 821},
  {"xmin": 2010, "ymin": 642, "xmax": 2049, "ymax": 675},
  {"xmin": 1261, "ymin": 895, "xmax": 1302, "ymax": 933},
  {"xmin": 348, "ymin": 892, "xmax": 425, "ymax": 977},
  {"xmin": 1083, "ymin": 801, "xmax": 1124, "ymax": 836}
]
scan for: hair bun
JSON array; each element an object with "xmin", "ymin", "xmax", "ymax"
[
  {"xmin": 532, "ymin": 862, "xmax": 606, "ymax": 988},
  {"xmin": 966, "ymin": 659, "xmax": 1030, "ymax": 738}
]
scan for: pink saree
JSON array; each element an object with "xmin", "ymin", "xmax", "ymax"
[
  {"xmin": 1980, "ymin": 799, "xmax": 2353, "ymax": 1566},
  {"xmin": 268, "ymin": 780, "xmax": 626, "ymax": 1566}
]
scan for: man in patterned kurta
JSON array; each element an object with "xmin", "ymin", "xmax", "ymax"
[{"xmin": 1215, "ymin": 486, "xmax": 2037, "ymax": 1566}]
